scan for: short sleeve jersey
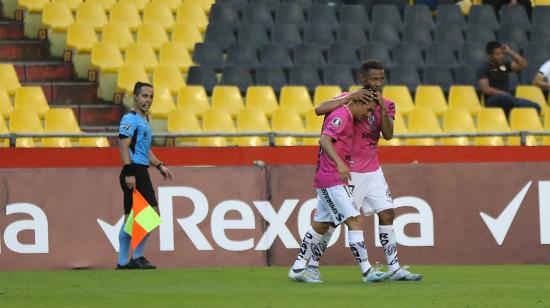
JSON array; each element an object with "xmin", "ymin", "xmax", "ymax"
[
  {"xmin": 539, "ymin": 60, "xmax": 550, "ymax": 82},
  {"xmin": 119, "ymin": 111, "xmax": 152, "ymax": 166},
  {"xmin": 476, "ymin": 62, "xmax": 513, "ymax": 95},
  {"xmin": 314, "ymin": 105, "xmax": 354, "ymax": 188}
]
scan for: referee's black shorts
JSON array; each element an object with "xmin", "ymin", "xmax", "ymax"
[{"xmin": 119, "ymin": 164, "xmax": 158, "ymax": 215}]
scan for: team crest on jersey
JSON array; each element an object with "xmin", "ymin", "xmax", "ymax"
[{"xmin": 332, "ymin": 118, "xmax": 342, "ymax": 127}]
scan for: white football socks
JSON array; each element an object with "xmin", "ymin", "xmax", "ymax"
[
  {"xmin": 292, "ymin": 228, "xmax": 323, "ymax": 271},
  {"xmin": 379, "ymin": 224, "xmax": 400, "ymax": 272},
  {"xmin": 348, "ymin": 230, "xmax": 371, "ymax": 276},
  {"xmin": 308, "ymin": 226, "xmax": 335, "ymax": 268}
]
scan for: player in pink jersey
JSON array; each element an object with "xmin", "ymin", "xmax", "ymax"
[
  {"xmin": 288, "ymin": 99, "xmax": 389, "ymax": 284},
  {"xmin": 308, "ymin": 60, "xmax": 423, "ymax": 282}
]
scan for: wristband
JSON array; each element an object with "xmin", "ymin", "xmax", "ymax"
[
  {"xmin": 122, "ymin": 164, "xmax": 136, "ymax": 176},
  {"xmin": 156, "ymin": 162, "xmax": 164, "ymax": 170}
]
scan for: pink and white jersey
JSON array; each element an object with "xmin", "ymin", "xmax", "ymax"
[
  {"xmin": 314, "ymin": 105, "xmax": 355, "ymax": 188},
  {"xmin": 335, "ymin": 92, "xmax": 396, "ymax": 173}
]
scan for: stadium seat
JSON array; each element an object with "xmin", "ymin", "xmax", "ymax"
[
  {"xmin": 459, "ymin": 43, "xmax": 486, "ymax": 66},
  {"xmin": 218, "ymin": 0, "xmax": 247, "ymax": 11},
  {"xmin": 521, "ymin": 65, "xmax": 542, "ymax": 85},
  {"xmin": 434, "ymin": 25, "xmax": 465, "ymax": 51},
  {"xmin": 371, "ymin": 4, "xmax": 403, "ymax": 31},
  {"xmin": 393, "ymin": 43, "xmax": 425, "ymax": 66},
  {"xmin": 117, "ymin": 65, "xmax": 149, "ymax": 94},
  {"xmin": 109, "ymin": 2, "xmax": 141, "ymax": 31},
  {"xmin": 275, "ymin": 3, "xmax": 306, "ymax": 26},
  {"xmin": 271, "ymin": 23, "xmax": 303, "ymax": 47},
  {"xmin": 42, "ymin": 137, "xmax": 72, "ymax": 148},
  {"xmin": 523, "ymin": 44, "xmax": 550, "ymax": 65},
  {"xmin": 339, "ymin": 4, "xmax": 370, "ymax": 28},
  {"xmin": 515, "ymin": 86, "xmax": 548, "ymax": 115},
  {"xmin": 243, "ymin": 3, "xmax": 273, "ymax": 25},
  {"xmin": 454, "ymin": 65, "xmax": 479, "ymax": 89},
  {"xmin": 475, "ymin": 108, "xmax": 510, "ymax": 146},
  {"xmin": 388, "ymin": 65, "xmax": 421, "ymax": 92},
  {"xmin": 152, "ymin": 65, "xmax": 185, "ymax": 95},
  {"xmin": 468, "ymin": 5, "xmax": 499, "ymax": 31},
  {"xmin": 404, "ymin": 4, "xmax": 434, "ymax": 29},
  {"xmin": 9, "ymin": 109, "xmax": 44, "ymax": 147},
  {"xmin": 442, "ymin": 108, "xmax": 476, "ymax": 145},
  {"xmin": 448, "ymin": 85, "xmax": 482, "ymax": 115},
  {"xmin": 426, "ymin": 44, "xmax": 459, "ymax": 68},
  {"xmin": 172, "ymin": 23, "xmax": 203, "ymax": 52},
  {"xmin": 379, "ymin": 111, "xmax": 407, "ymax": 146},
  {"xmin": 52, "ymin": 0, "xmax": 83, "ymax": 11},
  {"xmin": 101, "ymin": 22, "xmax": 134, "ymax": 51},
  {"xmin": 148, "ymin": 88, "xmax": 176, "ymax": 119},
  {"xmin": 177, "ymin": 86, "xmax": 210, "ymax": 118},
  {"xmin": 18, "ymin": 0, "xmax": 49, "ymax": 13},
  {"xmin": 79, "ymin": 137, "xmax": 110, "ymax": 147},
  {"xmin": 42, "ymin": 2, "xmax": 74, "ymax": 31},
  {"xmin": 436, "ymin": 4, "xmax": 467, "ymax": 29},
  {"xmin": 14, "ymin": 87, "xmax": 49, "ymax": 119},
  {"xmin": 67, "ymin": 23, "xmax": 98, "ymax": 52},
  {"xmin": 289, "ymin": 66, "xmax": 322, "ymax": 93},
  {"xmin": 271, "ymin": 108, "xmax": 305, "ymax": 146},
  {"xmin": 307, "ymin": 4, "xmax": 338, "ymax": 28},
  {"xmin": 500, "ymin": 5, "xmax": 531, "ymax": 30},
  {"xmin": 91, "ymin": 42, "xmax": 125, "ymax": 73},
  {"xmin": 76, "ymin": 2, "xmax": 108, "ymax": 31},
  {"xmin": 199, "ymin": 108, "xmax": 236, "ymax": 147},
  {"xmin": 87, "ymin": 0, "xmax": 115, "ymax": 11},
  {"xmin": 466, "ymin": 25, "xmax": 496, "ymax": 45},
  {"xmin": 532, "ymin": 24, "xmax": 550, "ymax": 45},
  {"xmin": 125, "ymin": 43, "xmax": 158, "ymax": 72},
  {"xmin": 422, "ymin": 66, "xmax": 454, "ymax": 92},
  {"xmin": 159, "ymin": 42, "xmax": 192, "ymax": 73},
  {"xmin": 509, "ymin": 108, "xmax": 543, "ymax": 146},
  {"xmin": 208, "ymin": 3, "xmax": 241, "ymax": 30},
  {"xmin": 184, "ymin": 0, "xmax": 215, "ymax": 14},
  {"xmin": 186, "ymin": 66, "xmax": 218, "ymax": 94},
  {"xmin": 323, "ymin": 65, "xmax": 356, "ymax": 90},
  {"xmin": 192, "ymin": 42, "xmax": 225, "ymax": 70},
  {"xmin": 143, "ymin": 2, "xmax": 175, "ymax": 31},
  {"xmin": 281, "ymin": 0, "xmax": 311, "ymax": 10},
  {"xmin": 382, "ymin": 85, "xmax": 414, "ymax": 117},
  {"xmin": 406, "ymin": 107, "xmax": 442, "ymax": 145},
  {"xmin": 137, "ymin": 23, "xmax": 169, "ymax": 52},
  {"xmin": 369, "ymin": 24, "xmax": 401, "ymax": 49},
  {"xmin": 0, "ymin": 117, "xmax": 9, "ymax": 147},
  {"xmin": 543, "ymin": 112, "xmax": 550, "ymax": 146},
  {"xmin": 402, "ymin": 25, "xmax": 434, "ymax": 48},
  {"xmin": 532, "ymin": 6, "xmax": 550, "ymax": 27},
  {"xmin": 220, "ymin": 66, "xmax": 254, "ymax": 94},
  {"xmin": 0, "ymin": 64, "xmax": 21, "ymax": 95},
  {"xmin": 360, "ymin": 43, "xmax": 393, "ymax": 68},
  {"xmin": 43, "ymin": 108, "xmax": 80, "ymax": 147},
  {"xmin": 303, "ymin": 111, "xmax": 323, "ymax": 145},
  {"xmin": 211, "ymin": 86, "xmax": 245, "ymax": 118},
  {"xmin": 256, "ymin": 66, "xmax": 288, "ymax": 93},
  {"xmin": 292, "ymin": 43, "xmax": 326, "ymax": 68},
  {"xmin": 336, "ymin": 24, "xmax": 368, "ymax": 49},
  {"xmin": 260, "ymin": 44, "xmax": 292, "ymax": 68},
  {"xmin": 280, "ymin": 86, "xmax": 313, "ymax": 118},
  {"xmin": 499, "ymin": 26, "xmax": 529, "ymax": 50},
  {"xmin": 313, "ymin": 85, "xmax": 342, "ymax": 107},
  {"xmin": 119, "ymin": 0, "xmax": 148, "ymax": 12},
  {"xmin": 245, "ymin": 86, "xmax": 279, "ymax": 118},
  {"xmin": 0, "ymin": 90, "xmax": 12, "ymax": 120},
  {"xmin": 415, "ymin": 85, "xmax": 448, "ymax": 116},
  {"xmin": 166, "ymin": 109, "xmax": 202, "ymax": 145},
  {"xmin": 304, "ymin": 24, "xmax": 335, "ymax": 48},
  {"xmin": 238, "ymin": 23, "xmax": 269, "ymax": 48},
  {"xmin": 327, "ymin": 43, "xmax": 360, "ymax": 67},
  {"xmin": 235, "ymin": 108, "xmax": 271, "ymax": 146},
  {"xmin": 226, "ymin": 43, "xmax": 260, "ymax": 69},
  {"xmin": 176, "ymin": 3, "xmax": 208, "ymax": 32}
]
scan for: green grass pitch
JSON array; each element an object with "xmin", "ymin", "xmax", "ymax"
[{"xmin": 1, "ymin": 265, "xmax": 549, "ymax": 307}]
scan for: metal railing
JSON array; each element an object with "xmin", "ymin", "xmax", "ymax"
[{"xmin": 2, "ymin": 131, "xmax": 550, "ymax": 147}]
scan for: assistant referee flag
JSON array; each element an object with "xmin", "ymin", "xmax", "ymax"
[{"xmin": 124, "ymin": 190, "xmax": 161, "ymax": 249}]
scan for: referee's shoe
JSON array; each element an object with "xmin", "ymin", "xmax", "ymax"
[{"xmin": 131, "ymin": 256, "xmax": 157, "ymax": 269}]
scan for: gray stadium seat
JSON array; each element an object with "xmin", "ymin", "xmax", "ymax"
[
  {"xmin": 256, "ymin": 66, "xmax": 288, "ymax": 92},
  {"xmin": 187, "ymin": 66, "xmax": 218, "ymax": 93},
  {"xmin": 436, "ymin": 4, "xmax": 467, "ymax": 30},
  {"xmin": 221, "ymin": 65, "xmax": 254, "ymax": 93},
  {"xmin": 468, "ymin": 5, "xmax": 499, "ymax": 31}
]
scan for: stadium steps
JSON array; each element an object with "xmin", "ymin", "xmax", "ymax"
[{"xmin": 0, "ymin": 19, "xmax": 23, "ymax": 39}]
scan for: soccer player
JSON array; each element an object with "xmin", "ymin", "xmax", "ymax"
[
  {"xmin": 116, "ymin": 82, "xmax": 173, "ymax": 270},
  {"xmin": 311, "ymin": 60, "xmax": 423, "ymax": 282},
  {"xmin": 288, "ymin": 97, "xmax": 388, "ymax": 283}
]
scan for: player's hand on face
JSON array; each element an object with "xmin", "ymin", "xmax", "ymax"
[
  {"xmin": 501, "ymin": 44, "xmax": 511, "ymax": 53},
  {"xmin": 349, "ymin": 88, "xmax": 371, "ymax": 104},
  {"xmin": 125, "ymin": 175, "xmax": 136, "ymax": 190},
  {"xmin": 159, "ymin": 165, "xmax": 173, "ymax": 180},
  {"xmin": 337, "ymin": 162, "xmax": 351, "ymax": 183}
]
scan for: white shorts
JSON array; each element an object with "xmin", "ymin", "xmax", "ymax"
[
  {"xmin": 314, "ymin": 185, "xmax": 360, "ymax": 226},
  {"xmin": 350, "ymin": 168, "xmax": 394, "ymax": 216}
]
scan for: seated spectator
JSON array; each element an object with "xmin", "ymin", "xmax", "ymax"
[
  {"xmin": 477, "ymin": 41, "xmax": 541, "ymax": 117},
  {"xmin": 533, "ymin": 60, "xmax": 550, "ymax": 92}
]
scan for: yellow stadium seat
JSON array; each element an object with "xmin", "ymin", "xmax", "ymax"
[
  {"xmin": 79, "ymin": 137, "xmax": 110, "ymax": 147},
  {"xmin": 0, "ymin": 64, "xmax": 21, "ymax": 95},
  {"xmin": 442, "ymin": 108, "xmax": 476, "ymax": 145},
  {"xmin": 42, "ymin": 137, "xmax": 72, "ymax": 147},
  {"xmin": 543, "ymin": 112, "xmax": 550, "ymax": 145},
  {"xmin": 199, "ymin": 108, "xmax": 236, "ymax": 147},
  {"xmin": 117, "ymin": 65, "xmax": 149, "ymax": 94},
  {"xmin": 313, "ymin": 86, "xmax": 342, "ymax": 107},
  {"xmin": 149, "ymin": 88, "xmax": 176, "ymax": 119},
  {"xmin": 515, "ymin": 85, "xmax": 547, "ymax": 115},
  {"xmin": 235, "ymin": 109, "xmax": 270, "ymax": 146},
  {"xmin": 67, "ymin": 23, "xmax": 98, "ymax": 52},
  {"xmin": 0, "ymin": 118, "xmax": 9, "ymax": 147},
  {"xmin": 533, "ymin": 0, "xmax": 550, "ymax": 5},
  {"xmin": 9, "ymin": 109, "xmax": 44, "ymax": 147},
  {"xmin": 303, "ymin": 111, "xmax": 323, "ymax": 145},
  {"xmin": 18, "ymin": 0, "xmax": 49, "ymax": 12},
  {"xmin": 76, "ymin": 2, "xmax": 108, "ymax": 31},
  {"xmin": 383, "ymin": 85, "xmax": 415, "ymax": 117},
  {"xmin": 176, "ymin": 3, "xmax": 208, "ymax": 32},
  {"xmin": 42, "ymin": 1, "xmax": 74, "ymax": 32},
  {"xmin": 137, "ymin": 23, "xmax": 169, "ymax": 52},
  {"xmin": 119, "ymin": 0, "xmax": 148, "ymax": 11},
  {"xmin": 475, "ymin": 108, "xmax": 510, "ymax": 146},
  {"xmin": 279, "ymin": 86, "xmax": 313, "ymax": 118},
  {"xmin": 143, "ymin": 2, "xmax": 175, "ymax": 31},
  {"xmin": 172, "ymin": 23, "xmax": 202, "ymax": 52},
  {"xmin": 177, "ymin": 86, "xmax": 210, "ymax": 118},
  {"xmin": 153, "ymin": 65, "xmax": 185, "ymax": 95},
  {"xmin": 86, "ymin": 0, "xmax": 115, "ymax": 11},
  {"xmin": 271, "ymin": 108, "xmax": 305, "ymax": 146},
  {"xmin": 91, "ymin": 42, "xmax": 124, "ymax": 73},
  {"xmin": 44, "ymin": 108, "xmax": 80, "ymax": 134},
  {"xmin": 406, "ymin": 108, "xmax": 442, "ymax": 145},
  {"xmin": 125, "ymin": 42, "xmax": 158, "ymax": 72},
  {"xmin": 448, "ymin": 85, "xmax": 482, "ymax": 115},
  {"xmin": 185, "ymin": 0, "xmax": 215, "ymax": 13},
  {"xmin": 109, "ymin": 2, "xmax": 141, "ymax": 31},
  {"xmin": 0, "ymin": 90, "xmax": 13, "ymax": 120},
  {"xmin": 152, "ymin": 0, "xmax": 181, "ymax": 12},
  {"xmin": 159, "ymin": 42, "xmax": 192, "ymax": 73},
  {"xmin": 101, "ymin": 22, "xmax": 134, "ymax": 51},
  {"xmin": 14, "ymin": 87, "xmax": 49, "ymax": 119},
  {"xmin": 509, "ymin": 108, "xmax": 543, "ymax": 146},
  {"xmin": 52, "ymin": 0, "xmax": 82, "ymax": 11},
  {"xmin": 245, "ymin": 86, "xmax": 278, "ymax": 119},
  {"xmin": 167, "ymin": 109, "xmax": 201, "ymax": 145},
  {"xmin": 415, "ymin": 85, "xmax": 448, "ymax": 116},
  {"xmin": 211, "ymin": 86, "xmax": 245, "ymax": 119},
  {"xmin": 379, "ymin": 112, "xmax": 407, "ymax": 146}
]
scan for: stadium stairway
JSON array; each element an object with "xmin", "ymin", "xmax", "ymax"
[{"xmin": 0, "ymin": 13, "xmax": 124, "ymax": 135}]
